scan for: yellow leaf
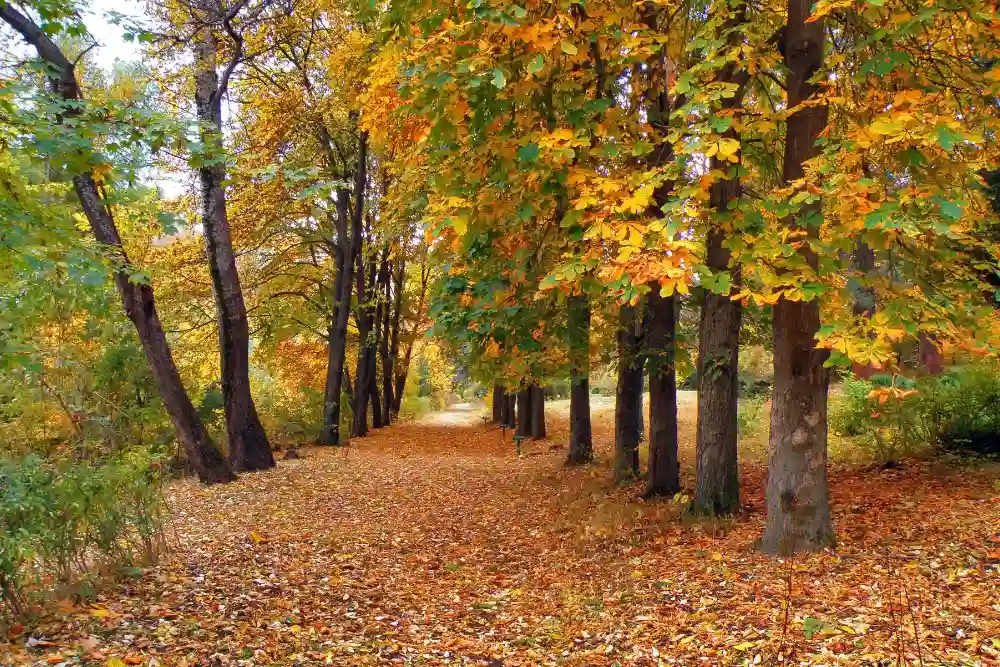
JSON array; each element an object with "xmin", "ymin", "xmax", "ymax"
[
  {"xmin": 250, "ymin": 530, "xmax": 269, "ymax": 543},
  {"xmin": 717, "ymin": 138, "xmax": 740, "ymax": 158},
  {"xmin": 733, "ymin": 641, "xmax": 757, "ymax": 651},
  {"xmin": 105, "ymin": 660, "xmax": 127, "ymax": 667}
]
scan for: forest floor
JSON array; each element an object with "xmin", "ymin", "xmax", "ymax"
[{"xmin": 4, "ymin": 400, "xmax": 1000, "ymax": 667}]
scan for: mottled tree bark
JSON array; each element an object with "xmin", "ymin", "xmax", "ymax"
[
  {"xmin": 320, "ymin": 131, "xmax": 367, "ymax": 445},
  {"xmin": 615, "ymin": 305, "xmax": 644, "ymax": 483},
  {"xmin": 193, "ymin": 29, "xmax": 273, "ymax": 471},
  {"xmin": 760, "ymin": 0, "xmax": 835, "ymax": 555},
  {"xmin": 645, "ymin": 289, "xmax": 679, "ymax": 497},
  {"xmin": 0, "ymin": 5, "xmax": 233, "ymax": 483},
  {"xmin": 530, "ymin": 385, "xmax": 546, "ymax": 439},
  {"xmin": 516, "ymin": 389, "xmax": 532, "ymax": 439},
  {"xmin": 380, "ymin": 256, "xmax": 394, "ymax": 425},
  {"xmin": 566, "ymin": 296, "xmax": 593, "ymax": 464},
  {"xmin": 388, "ymin": 259, "xmax": 405, "ymax": 417},
  {"xmin": 694, "ymin": 4, "xmax": 748, "ymax": 515},
  {"xmin": 492, "ymin": 384, "xmax": 503, "ymax": 423},
  {"xmin": 352, "ymin": 241, "xmax": 377, "ymax": 437}
]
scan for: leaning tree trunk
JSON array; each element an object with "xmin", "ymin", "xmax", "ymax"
[
  {"xmin": 321, "ymin": 133, "xmax": 368, "ymax": 445},
  {"xmin": 530, "ymin": 384, "xmax": 546, "ymax": 439},
  {"xmin": 193, "ymin": 30, "xmax": 272, "ymax": 472},
  {"xmin": 695, "ymin": 5, "xmax": 748, "ymax": 515},
  {"xmin": 515, "ymin": 389, "xmax": 532, "ymax": 438},
  {"xmin": 0, "ymin": 4, "xmax": 234, "ymax": 483},
  {"xmin": 388, "ymin": 259, "xmax": 405, "ymax": 417},
  {"xmin": 759, "ymin": 0, "xmax": 835, "ymax": 555},
  {"xmin": 614, "ymin": 304, "xmax": 644, "ymax": 483},
  {"xmin": 645, "ymin": 289, "xmax": 679, "ymax": 497},
  {"xmin": 393, "ymin": 260, "xmax": 429, "ymax": 413},
  {"xmin": 566, "ymin": 295, "xmax": 593, "ymax": 464}
]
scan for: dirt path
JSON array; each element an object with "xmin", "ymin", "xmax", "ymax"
[{"xmin": 4, "ymin": 409, "xmax": 998, "ymax": 666}]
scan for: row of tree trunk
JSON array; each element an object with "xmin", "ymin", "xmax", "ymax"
[{"xmin": 491, "ymin": 384, "xmax": 546, "ymax": 440}]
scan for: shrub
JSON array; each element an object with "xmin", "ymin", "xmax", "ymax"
[
  {"xmin": 830, "ymin": 364, "xmax": 1000, "ymax": 463},
  {"xmin": 737, "ymin": 395, "xmax": 769, "ymax": 438},
  {"xmin": 0, "ymin": 449, "xmax": 166, "ymax": 622}
]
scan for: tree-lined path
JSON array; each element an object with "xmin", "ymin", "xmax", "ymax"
[{"xmin": 6, "ymin": 408, "xmax": 997, "ymax": 666}]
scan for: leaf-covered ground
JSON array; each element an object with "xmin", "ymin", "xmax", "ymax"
[{"xmin": 4, "ymin": 400, "xmax": 1000, "ymax": 666}]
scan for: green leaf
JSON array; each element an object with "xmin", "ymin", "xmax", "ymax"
[
  {"xmin": 517, "ymin": 143, "xmax": 540, "ymax": 163},
  {"xmin": 560, "ymin": 40, "xmax": 578, "ymax": 56},
  {"xmin": 527, "ymin": 54, "xmax": 545, "ymax": 76},
  {"xmin": 491, "ymin": 68, "xmax": 506, "ymax": 89},
  {"xmin": 935, "ymin": 125, "xmax": 963, "ymax": 152}
]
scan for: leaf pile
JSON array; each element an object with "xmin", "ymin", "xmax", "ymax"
[{"xmin": 3, "ymin": 403, "xmax": 999, "ymax": 666}]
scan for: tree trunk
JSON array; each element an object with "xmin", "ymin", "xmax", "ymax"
[
  {"xmin": 645, "ymin": 289, "xmax": 679, "ymax": 497},
  {"xmin": 393, "ymin": 259, "xmax": 430, "ymax": 413},
  {"xmin": 694, "ymin": 5, "xmax": 748, "ymax": 515},
  {"xmin": 193, "ymin": 30, "xmax": 273, "ymax": 472},
  {"xmin": 516, "ymin": 389, "xmax": 532, "ymax": 438},
  {"xmin": 370, "ymin": 248, "xmax": 388, "ymax": 430},
  {"xmin": 530, "ymin": 385, "xmax": 546, "ymax": 439},
  {"xmin": 492, "ymin": 384, "xmax": 503, "ymax": 423},
  {"xmin": 0, "ymin": 5, "xmax": 234, "ymax": 484},
  {"xmin": 566, "ymin": 296, "xmax": 593, "ymax": 464},
  {"xmin": 380, "ymin": 257, "xmax": 394, "ymax": 425},
  {"xmin": 388, "ymin": 259, "xmax": 405, "ymax": 417},
  {"xmin": 760, "ymin": 0, "xmax": 835, "ymax": 555},
  {"xmin": 352, "ymin": 242, "xmax": 376, "ymax": 437},
  {"xmin": 320, "ymin": 133, "xmax": 367, "ymax": 445},
  {"xmin": 615, "ymin": 304, "xmax": 643, "ymax": 483},
  {"xmin": 507, "ymin": 392, "xmax": 518, "ymax": 429}
]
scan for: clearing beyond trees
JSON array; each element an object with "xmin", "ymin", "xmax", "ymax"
[{"xmin": 3, "ymin": 402, "xmax": 997, "ymax": 666}]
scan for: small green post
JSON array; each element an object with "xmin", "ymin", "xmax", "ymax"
[{"xmin": 513, "ymin": 435, "xmax": 524, "ymax": 456}]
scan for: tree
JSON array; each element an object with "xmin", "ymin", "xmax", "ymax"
[
  {"xmin": 759, "ymin": 0, "xmax": 834, "ymax": 554},
  {"xmin": 0, "ymin": 1, "xmax": 233, "ymax": 484}
]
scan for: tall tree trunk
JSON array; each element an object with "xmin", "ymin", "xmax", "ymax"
[
  {"xmin": 760, "ymin": 0, "xmax": 835, "ymax": 555},
  {"xmin": 507, "ymin": 392, "xmax": 518, "ymax": 429},
  {"xmin": 320, "ymin": 132, "xmax": 368, "ymax": 445},
  {"xmin": 530, "ymin": 384, "xmax": 546, "ymax": 439},
  {"xmin": 516, "ymin": 389, "xmax": 532, "ymax": 438},
  {"xmin": 193, "ymin": 30, "xmax": 273, "ymax": 472},
  {"xmin": 566, "ymin": 296, "xmax": 593, "ymax": 464},
  {"xmin": 388, "ymin": 259, "xmax": 405, "ymax": 416},
  {"xmin": 393, "ymin": 259, "xmax": 430, "ymax": 412},
  {"xmin": 0, "ymin": 5, "xmax": 234, "ymax": 483},
  {"xmin": 369, "ymin": 248, "xmax": 388, "ymax": 430},
  {"xmin": 645, "ymin": 289, "xmax": 679, "ymax": 497},
  {"xmin": 352, "ymin": 241, "xmax": 376, "ymax": 437},
  {"xmin": 695, "ymin": 3, "xmax": 748, "ymax": 515},
  {"xmin": 615, "ymin": 304, "xmax": 644, "ymax": 483},
  {"xmin": 492, "ymin": 384, "xmax": 503, "ymax": 423},
  {"xmin": 380, "ymin": 256, "xmax": 394, "ymax": 425}
]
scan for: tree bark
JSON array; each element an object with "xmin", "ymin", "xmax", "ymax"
[
  {"xmin": 388, "ymin": 259, "xmax": 405, "ymax": 416},
  {"xmin": 645, "ymin": 289, "xmax": 679, "ymax": 497},
  {"xmin": 694, "ymin": 3, "xmax": 748, "ymax": 515},
  {"xmin": 566, "ymin": 296, "xmax": 593, "ymax": 464},
  {"xmin": 393, "ymin": 259, "xmax": 430, "ymax": 412},
  {"xmin": 380, "ymin": 256, "xmax": 394, "ymax": 425},
  {"xmin": 506, "ymin": 392, "xmax": 518, "ymax": 429},
  {"xmin": 0, "ymin": 4, "xmax": 234, "ymax": 484},
  {"xmin": 369, "ymin": 247, "xmax": 388, "ymax": 430},
  {"xmin": 615, "ymin": 304, "xmax": 644, "ymax": 483},
  {"xmin": 321, "ymin": 132, "xmax": 368, "ymax": 445},
  {"xmin": 492, "ymin": 384, "xmax": 503, "ymax": 423},
  {"xmin": 193, "ymin": 29, "xmax": 273, "ymax": 472},
  {"xmin": 352, "ymin": 239, "xmax": 376, "ymax": 437},
  {"xmin": 515, "ymin": 389, "xmax": 532, "ymax": 438},
  {"xmin": 530, "ymin": 384, "xmax": 546, "ymax": 439},
  {"xmin": 760, "ymin": 0, "xmax": 835, "ymax": 555}
]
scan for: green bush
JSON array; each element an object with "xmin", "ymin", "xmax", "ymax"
[
  {"xmin": 0, "ymin": 449, "xmax": 166, "ymax": 622},
  {"xmin": 830, "ymin": 365, "xmax": 1000, "ymax": 463}
]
